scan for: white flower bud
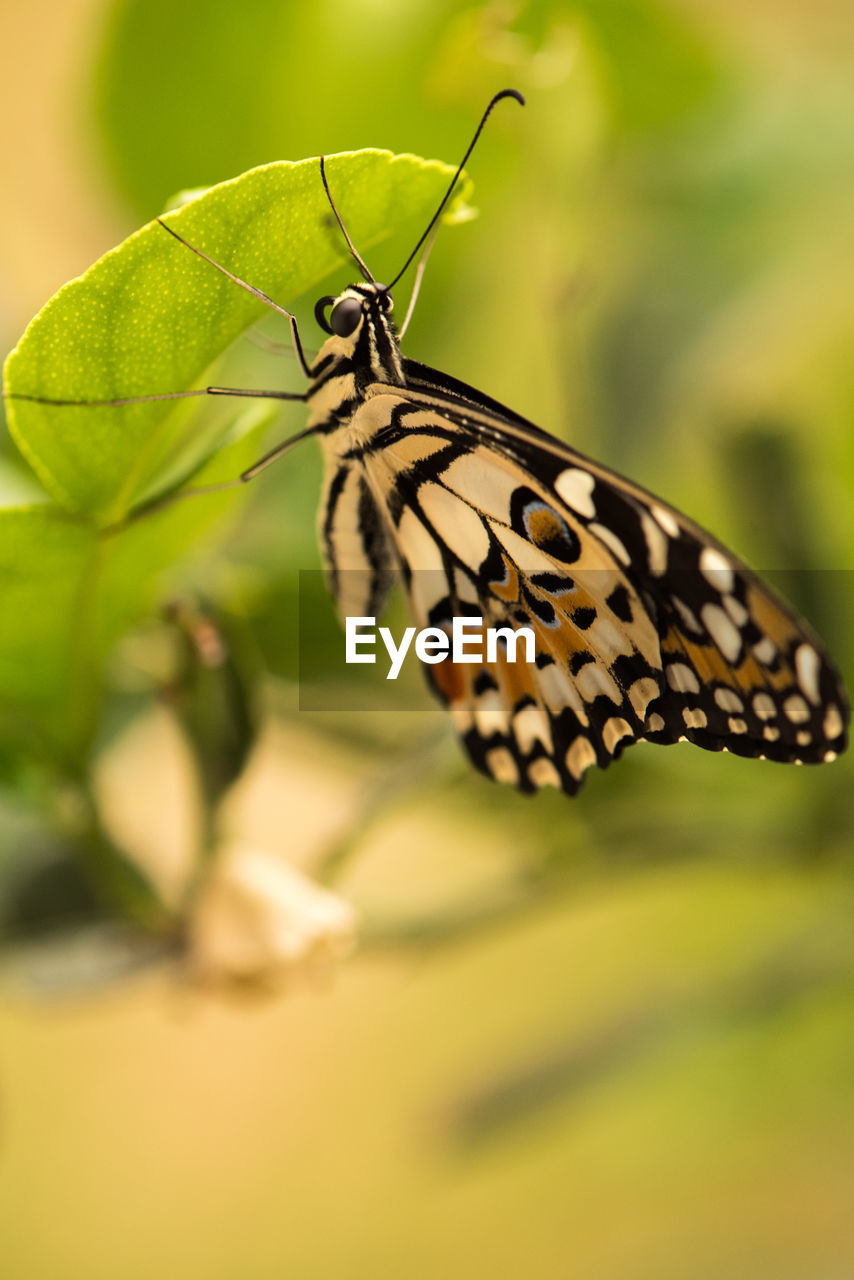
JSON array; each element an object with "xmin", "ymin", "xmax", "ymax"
[{"xmin": 189, "ymin": 846, "xmax": 357, "ymax": 991}]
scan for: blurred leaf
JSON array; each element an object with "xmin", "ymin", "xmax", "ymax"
[
  {"xmin": 93, "ymin": 0, "xmax": 503, "ymax": 217},
  {"xmin": 0, "ymin": 454, "xmax": 42, "ymax": 506},
  {"xmin": 0, "ymin": 515, "xmax": 170, "ymax": 759},
  {"xmin": 92, "ymin": 0, "xmax": 721, "ymax": 222},
  {"xmin": 1, "ymin": 850, "xmax": 107, "ymax": 940},
  {"xmin": 0, "ymin": 922, "xmax": 177, "ymax": 996},
  {"xmin": 445, "ymin": 916, "xmax": 854, "ymax": 1149},
  {"xmin": 3, "ymin": 151, "xmax": 465, "ymax": 525},
  {"xmin": 164, "ymin": 600, "xmax": 260, "ymax": 817},
  {"xmin": 574, "ymin": 0, "xmax": 722, "ymax": 134}
]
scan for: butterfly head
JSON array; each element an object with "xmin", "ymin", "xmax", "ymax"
[
  {"xmin": 311, "ymin": 282, "xmax": 403, "ymax": 383},
  {"xmin": 313, "ymin": 282, "xmax": 393, "ymax": 339}
]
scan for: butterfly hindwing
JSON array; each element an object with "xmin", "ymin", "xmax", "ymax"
[{"xmin": 318, "ymin": 452, "xmax": 397, "ymax": 619}]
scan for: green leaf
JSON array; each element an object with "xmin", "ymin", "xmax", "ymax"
[
  {"xmin": 0, "ymin": 406, "xmax": 268, "ymax": 761},
  {"xmin": 92, "ymin": 0, "xmax": 480, "ymax": 217},
  {"xmin": 3, "ymin": 151, "xmax": 466, "ymax": 526},
  {"xmin": 0, "ymin": 490, "xmax": 239, "ymax": 761},
  {"xmin": 0, "ymin": 506, "xmax": 98, "ymax": 759}
]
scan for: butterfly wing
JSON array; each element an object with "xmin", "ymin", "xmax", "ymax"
[
  {"xmin": 317, "ymin": 448, "xmax": 397, "ymax": 620},
  {"xmin": 320, "ymin": 378, "xmax": 848, "ymax": 795},
  {"xmin": 495, "ymin": 418, "xmax": 850, "ymax": 771}
]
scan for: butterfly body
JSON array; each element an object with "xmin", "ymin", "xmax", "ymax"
[{"xmin": 304, "ymin": 281, "xmax": 849, "ymax": 796}]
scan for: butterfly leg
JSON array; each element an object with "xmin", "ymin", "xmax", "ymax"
[
  {"xmin": 113, "ymin": 418, "xmax": 331, "ymax": 529},
  {"xmin": 243, "ymin": 328, "xmax": 312, "ymax": 359},
  {"xmin": 6, "ymin": 387, "xmax": 308, "ymax": 409},
  {"xmin": 5, "ymin": 385, "xmax": 319, "ymax": 527}
]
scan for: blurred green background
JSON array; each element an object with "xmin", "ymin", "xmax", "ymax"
[{"xmin": 1, "ymin": 0, "xmax": 854, "ymax": 1276}]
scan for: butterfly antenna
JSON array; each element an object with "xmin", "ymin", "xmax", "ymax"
[
  {"xmin": 398, "ymin": 218, "xmax": 441, "ymax": 340},
  {"xmin": 387, "ymin": 88, "xmax": 525, "ymax": 292},
  {"xmin": 319, "ymin": 157, "xmax": 375, "ymax": 284}
]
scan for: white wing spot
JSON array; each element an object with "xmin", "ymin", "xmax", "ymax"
[
  {"xmin": 823, "ymin": 704, "xmax": 844, "ymax": 739},
  {"xmin": 699, "ymin": 547, "xmax": 735, "ymax": 594},
  {"xmin": 602, "ymin": 717, "xmax": 633, "ymax": 753},
  {"xmin": 554, "ymin": 467, "xmax": 596, "ymax": 518},
  {"xmin": 513, "ymin": 703, "xmax": 553, "ymax": 755},
  {"xmin": 666, "ymin": 662, "xmax": 700, "ymax": 694},
  {"xmin": 474, "ymin": 689, "xmax": 508, "ymax": 738},
  {"xmin": 566, "ymin": 735, "xmax": 597, "ymax": 781},
  {"xmin": 628, "ymin": 676, "xmax": 660, "ymax": 719},
  {"xmin": 824, "ymin": 750, "xmax": 838, "ymax": 763},
  {"xmin": 723, "ymin": 595, "xmax": 749, "ymax": 627},
  {"xmin": 783, "ymin": 694, "xmax": 810, "ymax": 724},
  {"xmin": 486, "ymin": 747, "xmax": 519, "ymax": 785},
  {"xmin": 589, "ymin": 522, "xmax": 631, "ymax": 565},
  {"xmin": 646, "ymin": 712, "xmax": 666, "ymax": 733},
  {"xmin": 753, "ymin": 637, "xmax": 777, "ymax": 665},
  {"xmin": 538, "ymin": 662, "xmax": 589, "ymax": 723},
  {"xmin": 683, "ymin": 707, "xmax": 708, "ymax": 729},
  {"xmin": 528, "ymin": 757, "xmax": 561, "ymax": 789},
  {"xmin": 728, "ymin": 717, "xmax": 748, "ymax": 734},
  {"xmin": 763, "ymin": 725, "xmax": 781, "ymax": 742},
  {"xmin": 714, "ymin": 687, "xmax": 744, "ymax": 713},
  {"xmin": 752, "ymin": 693, "xmax": 777, "ymax": 721},
  {"xmin": 576, "ymin": 662, "xmax": 622, "ymax": 705},
  {"xmin": 796, "ymin": 730, "xmax": 812, "ymax": 747},
  {"xmin": 450, "ymin": 704, "xmax": 474, "ymax": 734},
  {"xmin": 585, "ymin": 613, "xmax": 629, "ymax": 662},
  {"xmin": 673, "ymin": 597, "xmax": 702, "ymax": 635},
  {"xmin": 652, "ymin": 504, "xmax": 680, "ymax": 537},
  {"xmin": 639, "ymin": 511, "xmax": 668, "ymax": 575},
  {"xmin": 795, "ymin": 643, "xmax": 821, "ymax": 705},
  {"xmin": 701, "ymin": 603, "xmax": 742, "ymax": 663}
]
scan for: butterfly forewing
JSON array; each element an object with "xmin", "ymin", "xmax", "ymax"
[{"xmin": 315, "ymin": 335, "xmax": 848, "ymax": 796}]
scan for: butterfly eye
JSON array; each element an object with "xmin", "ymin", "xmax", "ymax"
[{"xmin": 329, "ymin": 296, "xmax": 363, "ymax": 337}]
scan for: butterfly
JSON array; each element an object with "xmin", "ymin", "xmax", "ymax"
[{"xmin": 10, "ymin": 90, "xmax": 849, "ymax": 797}]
